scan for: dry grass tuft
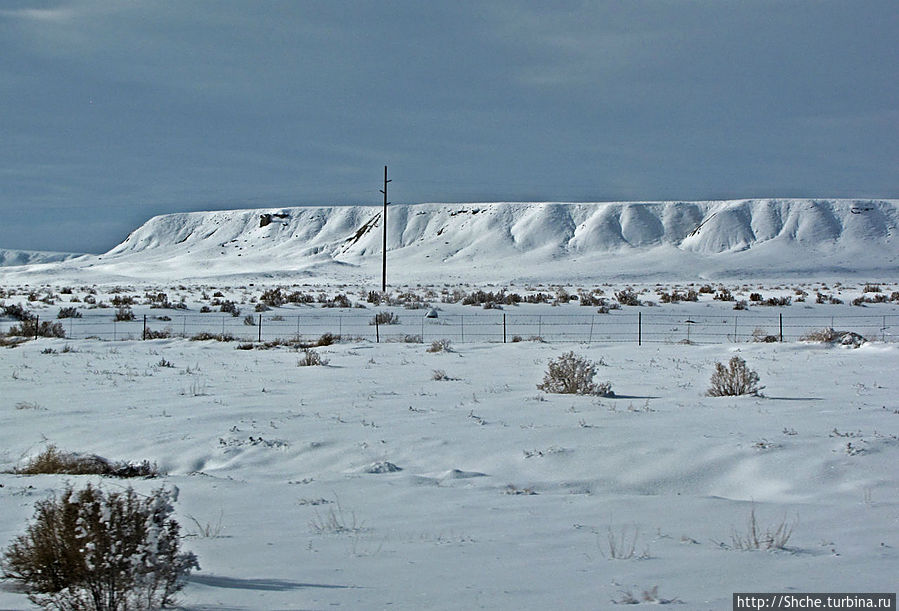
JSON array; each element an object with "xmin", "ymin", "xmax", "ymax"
[{"xmin": 13, "ymin": 445, "xmax": 159, "ymax": 478}]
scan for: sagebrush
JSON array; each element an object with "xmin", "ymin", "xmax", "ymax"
[
  {"xmin": 297, "ymin": 347, "xmax": 328, "ymax": 367},
  {"xmin": 707, "ymin": 356, "xmax": 761, "ymax": 396},
  {"xmin": 537, "ymin": 352, "xmax": 612, "ymax": 396},
  {"xmin": 1, "ymin": 484, "xmax": 198, "ymax": 610}
]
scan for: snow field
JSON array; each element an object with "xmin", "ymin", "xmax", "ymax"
[{"xmin": 1, "ymin": 331, "xmax": 897, "ymax": 609}]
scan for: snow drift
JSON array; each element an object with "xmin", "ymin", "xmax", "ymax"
[{"xmin": 3, "ymin": 199, "xmax": 897, "ymax": 283}]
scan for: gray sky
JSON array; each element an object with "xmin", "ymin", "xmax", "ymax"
[{"xmin": 2, "ymin": 0, "xmax": 897, "ymax": 253}]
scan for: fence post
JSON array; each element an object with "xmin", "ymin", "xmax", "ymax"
[
  {"xmin": 503, "ymin": 313, "xmax": 507, "ymax": 343},
  {"xmin": 221, "ymin": 316, "xmax": 225, "ymax": 340},
  {"xmin": 35, "ymin": 315, "xmax": 40, "ymax": 340},
  {"xmin": 143, "ymin": 315, "xmax": 147, "ymax": 340},
  {"xmin": 734, "ymin": 316, "xmax": 738, "ymax": 342},
  {"xmin": 538, "ymin": 315, "xmax": 542, "ymax": 338},
  {"xmin": 779, "ymin": 313, "xmax": 783, "ymax": 342},
  {"xmin": 461, "ymin": 315, "xmax": 464, "ymax": 342},
  {"xmin": 182, "ymin": 315, "xmax": 187, "ymax": 337},
  {"xmin": 113, "ymin": 318, "xmax": 116, "ymax": 341},
  {"xmin": 258, "ymin": 314, "xmax": 262, "ymax": 342},
  {"xmin": 638, "ymin": 311, "xmax": 642, "ymax": 346},
  {"xmin": 376, "ymin": 319, "xmax": 380, "ymax": 343},
  {"xmin": 588, "ymin": 314, "xmax": 594, "ymax": 343}
]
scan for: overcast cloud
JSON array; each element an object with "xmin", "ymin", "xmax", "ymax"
[{"xmin": 1, "ymin": 0, "xmax": 897, "ymax": 252}]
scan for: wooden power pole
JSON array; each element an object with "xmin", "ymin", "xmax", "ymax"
[{"xmin": 380, "ymin": 165, "xmax": 391, "ymax": 293}]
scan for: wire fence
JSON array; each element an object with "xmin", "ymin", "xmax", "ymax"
[{"xmin": 6, "ymin": 310, "xmax": 898, "ymax": 345}]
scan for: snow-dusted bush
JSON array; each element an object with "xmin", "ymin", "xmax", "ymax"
[
  {"xmin": 537, "ymin": 352, "xmax": 612, "ymax": 396},
  {"xmin": 1, "ymin": 484, "xmax": 198, "ymax": 610},
  {"xmin": 800, "ymin": 328, "xmax": 866, "ymax": 348},
  {"xmin": 370, "ymin": 311, "xmax": 399, "ymax": 325},
  {"xmin": 713, "ymin": 288, "xmax": 734, "ymax": 301},
  {"xmin": 57, "ymin": 306, "xmax": 81, "ymax": 319},
  {"xmin": 218, "ymin": 300, "xmax": 240, "ymax": 316},
  {"xmin": 315, "ymin": 332, "xmax": 339, "ymax": 346},
  {"xmin": 707, "ymin": 356, "xmax": 761, "ymax": 397},
  {"xmin": 114, "ymin": 306, "xmax": 135, "ymax": 322},
  {"xmin": 143, "ymin": 327, "xmax": 172, "ymax": 340},
  {"xmin": 7, "ymin": 319, "xmax": 66, "ymax": 338},
  {"xmin": 427, "ymin": 338, "xmax": 452, "ymax": 353},
  {"xmin": 614, "ymin": 289, "xmax": 641, "ymax": 306},
  {"xmin": 2, "ymin": 303, "xmax": 34, "ymax": 321},
  {"xmin": 259, "ymin": 287, "xmax": 287, "ymax": 307},
  {"xmin": 297, "ymin": 348, "xmax": 328, "ymax": 367}
]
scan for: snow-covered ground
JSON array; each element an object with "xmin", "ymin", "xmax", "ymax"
[{"xmin": 1, "ymin": 297, "xmax": 898, "ymax": 609}]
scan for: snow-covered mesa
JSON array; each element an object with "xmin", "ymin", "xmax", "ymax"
[{"xmin": 4, "ymin": 199, "xmax": 897, "ymax": 283}]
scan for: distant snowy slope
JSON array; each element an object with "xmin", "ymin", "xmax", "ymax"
[
  {"xmin": 0, "ymin": 249, "xmax": 85, "ymax": 267},
  {"xmin": 2, "ymin": 200, "xmax": 896, "ymax": 283}
]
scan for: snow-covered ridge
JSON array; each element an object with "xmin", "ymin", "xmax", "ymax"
[
  {"xmin": 4, "ymin": 200, "xmax": 898, "ymax": 283},
  {"xmin": 0, "ymin": 248, "xmax": 85, "ymax": 267}
]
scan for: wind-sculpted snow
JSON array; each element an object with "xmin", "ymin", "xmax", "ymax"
[{"xmin": 3, "ymin": 199, "xmax": 897, "ymax": 283}]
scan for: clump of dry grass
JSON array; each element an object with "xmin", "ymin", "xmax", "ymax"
[
  {"xmin": 729, "ymin": 506, "xmax": 796, "ymax": 551},
  {"xmin": 12, "ymin": 445, "xmax": 158, "ymax": 478}
]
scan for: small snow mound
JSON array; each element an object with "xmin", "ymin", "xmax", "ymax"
[
  {"xmin": 440, "ymin": 469, "xmax": 487, "ymax": 480},
  {"xmin": 838, "ymin": 332, "xmax": 867, "ymax": 348},
  {"xmin": 365, "ymin": 461, "xmax": 402, "ymax": 474}
]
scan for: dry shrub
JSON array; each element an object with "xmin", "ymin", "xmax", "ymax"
[
  {"xmin": 370, "ymin": 311, "xmax": 399, "ymax": 325},
  {"xmin": 1, "ymin": 484, "xmax": 198, "ymax": 610},
  {"xmin": 190, "ymin": 332, "xmax": 236, "ymax": 342},
  {"xmin": 56, "ymin": 307, "xmax": 81, "ymax": 319},
  {"xmin": 537, "ymin": 352, "xmax": 612, "ymax": 396},
  {"xmin": 143, "ymin": 327, "xmax": 171, "ymax": 340},
  {"xmin": 0, "ymin": 336, "xmax": 28, "ymax": 348},
  {"xmin": 315, "ymin": 332, "xmax": 339, "ymax": 346},
  {"xmin": 800, "ymin": 328, "xmax": 866, "ymax": 347},
  {"xmin": 114, "ymin": 307, "xmax": 135, "ymax": 322},
  {"xmin": 427, "ymin": 338, "xmax": 452, "ymax": 353},
  {"xmin": 297, "ymin": 348, "xmax": 328, "ymax": 367},
  {"xmin": 7, "ymin": 319, "xmax": 66, "ymax": 338},
  {"xmin": 707, "ymin": 356, "xmax": 761, "ymax": 396}
]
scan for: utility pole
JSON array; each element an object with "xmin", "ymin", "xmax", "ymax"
[{"xmin": 380, "ymin": 165, "xmax": 391, "ymax": 293}]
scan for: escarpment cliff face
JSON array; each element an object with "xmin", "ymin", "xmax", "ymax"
[{"xmin": 4, "ymin": 200, "xmax": 897, "ymax": 283}]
